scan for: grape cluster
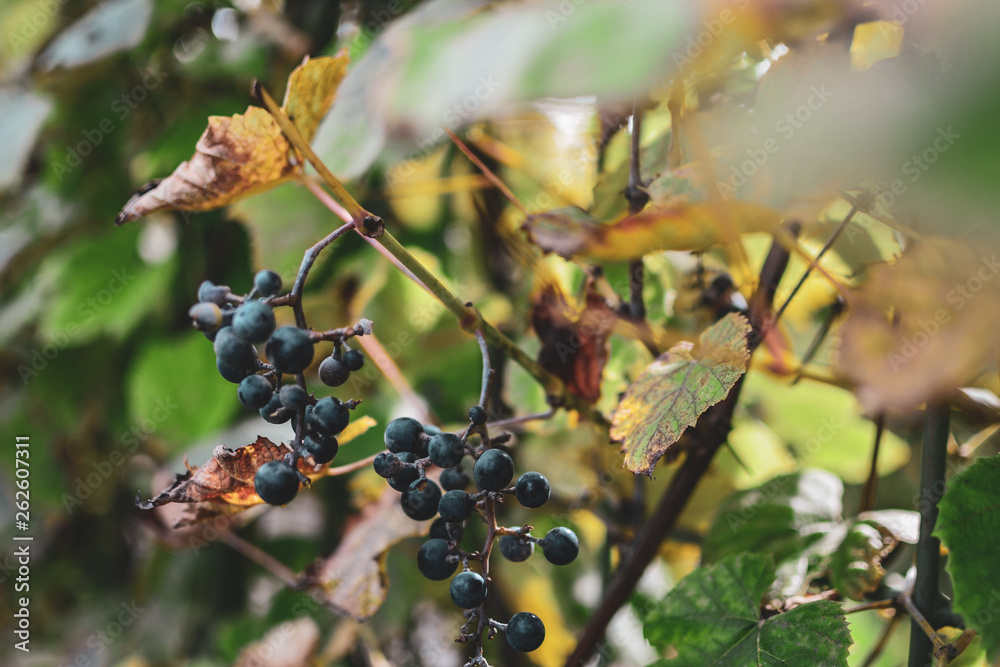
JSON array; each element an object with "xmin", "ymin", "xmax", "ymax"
[
  {"xmin": 372, "ymin": 406, "xmax": 579, "ymax": 660},
  {"xmin": 188, "ymin": 270, "xmax": 370, "ymax": 507}
]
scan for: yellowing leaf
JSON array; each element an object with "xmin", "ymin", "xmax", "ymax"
[
  {"xmin": 116, "ymin": 53, "xmax": 349, "ymax": 224},
  {"xmin": 521, "ymin": 201, "xmax": 781, "ymax": 262},
  {"xmin": 836, "ymin": 238, "xmax": 1000, "ymax": 413},
  {"xmin": 612, "ymin": 313, "xmax": 751, "ymax": 476},
  {"xmin": 336, "ymin": 414, "xmax": 377, "ymax": 445}
]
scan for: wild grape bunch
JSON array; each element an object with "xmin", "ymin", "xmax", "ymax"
[
  {"xmin": 373, "ymin": 406, "xmax": 580, "ymax": 663},
  {"xmin": 187, "ymin": 269, "xmax": 370, "ymax": 506}
]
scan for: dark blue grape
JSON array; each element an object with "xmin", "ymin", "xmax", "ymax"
[
  {"xmin": 302, "ymin": 434, "xmax": 338, "ymax": 464},
  {"xmin": 540, "ymin": 527, "xmax": 579, "ymax": 565},
  {"xmin": 238, "ymin": 374, "xmax": 273, "ymax": 409},
  {"xmin": 417, "ymin": 538, "xmax": 457, "ymax": 580},
  {"xmin": 259, "ymin": 393, "xmax": 292, "ymax": 424},
  {"xmin": 214, "ymin": 327, "xmax": 254, "ymax": 367},
  {"xmin": 266, "ymin": 326, "xmax": 314, "ymax": 374},
  {"xmin": 437, "ymin": 489, "xmax": 474, "ymax": 522},
  {"xmin": 232, "ymin": 300, "xmax": 275, "ymax": 343},
  {"xmin": 254, "ymin": 269, "xmax": 282, "ymax": 296},
  {"xmin": 515, "ymin": 471, "xmax": 551, "ymax": 509},
  {"xmin": 384, "ymin": 417, "xmax": 424, "ymax": 454},
  {"xmin": 440, "ymin": 466, "xmax": 470, "ymax": 491},
  {"xmin": 506, "ymin": 612, "xmax": 545, "ymax": 652},
  {"xmin": 473, "ymin": 448, "xmax": 514, "ymax": 491},
  {"xmin": 449, "ymin": 571, "xmax": 487, "ymax": 608},
  {"xmin": 198, "ymin": 280, "xmax": 230, "ymax": 305},
  {"xmin": 189, "ymin": 302, "xmax": 222, "ymax": 332},
  {"xmin": 254, "ymin": 460, "xmax": 299, "ymax": 505},
  {"xmin": 309, "ymin": 396, "xmax": 349, "ymax": 435},
  {"xmin": 428, "ymin": 433, "xmax": 465, "ymax": 469},
  {"xmin": 217, "ymin": 357, "xmax": 251, "ymax": 384},
  {"xmin": 373, "ymin": 451, "xmax": 402, "ymax": 478},
  {"xmin": 429, "ymin": 517, "xmax": 451, "ymax": 540},
  {"xmin": 342, "ymin": 349, "xmax": 364, "ymax": 371},
  {"xmin": 499, "ymin": 535, "xmax": 534, "ymax": 562},
  {"xmin": 401, "ymin": 479, "xmax": 441, "ymax": 521},
  {"xmin": 318, "ymin": 356, "xmax": 350, "ymax": 387},
  {"xmin": 278, "ymin": 384, "xmax": 308, "ymax": 410},
  {"xmin": 469, "ymin": 405, "xmax": 487, "ymax": 425},
  {"xmin": 387, "ymin": 452, "xmax": 419, "ymax": 492}
]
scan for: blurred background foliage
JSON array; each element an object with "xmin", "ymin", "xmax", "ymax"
[{"xmin": 1, "ymin": 0, "xmax": 1000, "ymax": 666}]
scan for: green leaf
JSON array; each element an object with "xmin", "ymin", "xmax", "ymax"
[
  {"xmin": 39, "ymin": 225, "xmax": 175, "ymax": 346},
  {"xmin": 935, "ymin": 454, "xmax": 1000, "ymax": 663},
  {"xmin": 703, "ymin": 469, "xmax": 844, "ymax": 567},
  {"xmin": 125, "ymin": 332, "xmax": 237, "ymax": 450},
  {"xmin": 641, "ymin": 553, "xmax": 851, "ymax": 666},
  {"xmin": 611, "ymin": 313, "xmax": 750, "ymax": 476}
]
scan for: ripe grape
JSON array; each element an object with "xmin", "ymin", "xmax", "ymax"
[
  {"xmin": 473, "ymin": 448, "xmax": 514, "ymax": 491},
  {"xmin": 515, "ymin": 471, "xmax": 551, "ymax": 509},
  {"xmin": 437, "ymin": 489, "xmax": 475, "ymax": 523},
  {"xmin": 188, "ymin": 302, "xmax": 222, "ymax": 332},
  {"xmin": 401, "ymin": 479, "xmax": 441, "ymax": 521},
  {"xmin": 266, "ymin": 326, "xmax": 314, "ymax": 374},
  {"xmin": 253, "ymin": 269, "xmax": 282, "ymax": 296},
  {"xmin": 417, "ymin": 538, "xmax": 457, "ymax": 580},
  {"xmin": 468, "ymin": 405, "xmax": 487, "ymax": 426},
  {"xmin": 506, "ymin": 612, "xmax": 545, "ymax": 652},
  {"xmin": 198, "ymin": 280, "xmax": 230, "ymax": 305},
  {"xmin": 384, "ymin": 417, "xmax": 424, "ymax": 454},
  {"xmin": 449, "ymin": 571, "xmax": 487, "ymax": 608},
  {"xmin": 214, "ymin": 327, "xmax": 254, "ymax": 367},
  {"xmin": 309, "ymin": 396, "xmax": 349, "ymax": 435},
  {"xmin": 499, "ymin": 535, "xmax": 534, "ymax": 562},
  {"xmin": 232, "ymin": 300, "xmax": 275, "ymax": 343},
  {"xmin": 440, "ymin": 466, "xmax": 470, "ymax": 491},
  {"xmin": 278, "ymin": 384, "xmax": 308, "ymax": 411},
  {"xmin": 428, "ymin": 432, "xmax": 465, "ymax": 469},
  {"xmin": 373, "ymin": 451, "xmax": 402, "ymax": 478},
  {"xmin": 303, "ymin": 434, "xmax": 338, "ymax": 464},
  {"xmin": 387, "ymin": 452, "xmax": 419, "ymax": 491},
  {"xmin": 318, "ymin": 356, "xmax": 350, "ymax": 387},
  {"xmin": 254, "ymin": 460, "xmax": 300, "ymax": 505},
  {"xmin": 540, "ymin": 527, "xmax": 579, "ymax": 565},
  {"xmin": 238, "ymin": 374, "xmax": 273, "ymax": 409},
  {"xmin": 342, "ymin": 348, "xmax": 364, "ymax": 371},
  {"xmin": 217, "ymin": 357, "xmax": 252, "ymax": 384},
  {"xmin": 259, "ymin": 393, "xmax": 292, "ymax": 424}
]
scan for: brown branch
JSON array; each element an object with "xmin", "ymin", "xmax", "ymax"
[{"xmin": 564, "ymin": 222, "xmax": 799, "ymax": 666}]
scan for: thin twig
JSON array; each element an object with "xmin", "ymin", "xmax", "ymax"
[
  {"xmin": 858, "ymin": 411, "xmax": 886, "ymax": 514},
  {"xmin": 353, "ymin": 332, "xmax": 432, "ymax": 424},
  {"xmin": 475, "ymin": 329, "xmax": 494, "ymax": 411},
  {"xmin": 625, "ymin": 100, "xmax": 650, "ymax": 323},
  {"xmin": 325, "ymin": 452, "xmax": 380, "ymax": 476},
  {"xmin": 219, "ymin": 531, "xmax": 299, "ymax": 587},
  {"xmin": 445, "ymin": 128, "xmax": 527, "ymax": 215},
  {"xmin": 861, "ymin": 613, "xmax": 901, "ymax": 667},
  {"xmin": 775, "ymin": 204, "xmax": 858, "ymax": 323}
]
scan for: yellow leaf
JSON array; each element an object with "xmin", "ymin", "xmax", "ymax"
[
  {"xmin": 116, "ymin": 52, "xmax": 349, "ymax": 224},
  {"xmin": 522, "ymin": 202, "xmax": 781, "ymax": 262}
]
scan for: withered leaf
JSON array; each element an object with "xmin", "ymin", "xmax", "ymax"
[
  {"xmin": 136, "ymin": 436, "xmax": 320, "ymax": 528},
  {"xmin": 303, "ymin": 484, "xmax": 427, "ymax": 621},
  {"xmin": 521, "ymin": 201, "xmax": 782, "ymax": 262},
  {"xmin": 116, "ymin": 52, "xmax": 349, "ymax": 224},
  {"xmin": 612, "ymin": 313, "xmax": 751, "ymax": 476},
  {"xmin": 531, "ymin": 278, "xmax": 617, "ymax": 403}
]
